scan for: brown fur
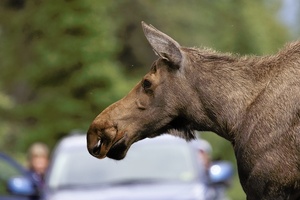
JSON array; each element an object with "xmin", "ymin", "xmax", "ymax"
[{"xmin": 87, "ymin": 22, "xmax": 300, "ymax": 199}]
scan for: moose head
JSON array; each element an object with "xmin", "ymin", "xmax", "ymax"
[{"xmin": 86, "ymin": 22, "xmax": 219, "ymax": 160}]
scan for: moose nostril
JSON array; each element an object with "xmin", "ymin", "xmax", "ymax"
[{"xmin": 92, "ymin": 139, "xmax": 102, "ymax": 156}]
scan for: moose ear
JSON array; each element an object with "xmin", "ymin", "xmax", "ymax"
[{"xmin": 141, "ymin": 21, "xmax": 182, "ymax": 66}]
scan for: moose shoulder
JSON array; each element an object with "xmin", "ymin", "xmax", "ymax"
[{"xmin": 87, "ymin": 22, "xmax": 300, "ymax": 200}]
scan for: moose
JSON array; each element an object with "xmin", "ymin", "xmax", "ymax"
[{"xmin": 87, "ymin": 22, "xmax": 300, "ymax": 200}]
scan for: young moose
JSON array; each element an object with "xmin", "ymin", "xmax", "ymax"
[{"xmin": 87, "ymin": 22, "xmax": 300, "ymax": 200}]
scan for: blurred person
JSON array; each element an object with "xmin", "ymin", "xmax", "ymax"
[
  {"xmin": 27, "ymin": 142, "xmax": 49, "ymax": 195},
  {"xmin": 190, "ymin": 137, "xmax": 212, "ymax": 173},
  {"xmin": 191, "ymin": 137, "xmax": 233, "ymax": 200}
]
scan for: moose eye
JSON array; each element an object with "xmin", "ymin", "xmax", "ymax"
[{"xmin": 142, "ymin": 79, "xmax": 152, "ymax": 90}]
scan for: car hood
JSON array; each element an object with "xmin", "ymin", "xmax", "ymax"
[{"xmin": 45, "ymin": 182, "xmax": 208, "ymax": 200}]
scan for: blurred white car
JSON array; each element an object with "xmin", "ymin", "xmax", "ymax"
[{"xmin": 8, "ymin": 134, "xmax": 233, "ymax": 200}]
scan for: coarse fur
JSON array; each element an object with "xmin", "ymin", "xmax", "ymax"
[{"xmin": 87, "ymin": 22, "xmax": 300, "ymax": 199}]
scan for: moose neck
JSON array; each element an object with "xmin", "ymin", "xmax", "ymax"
[{"xmin": 183, "ymin": 47, "xmax": 275, "ymax": 143}]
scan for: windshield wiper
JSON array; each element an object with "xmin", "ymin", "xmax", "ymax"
[
  {"xmin": 54, "ymin": 179, "xmax": 168, "ymax": 190},
  {"xmin": 55, "ymin": 182, "xmax": 110, "ymax": 190},
  {"xmin": 108, "ymin": 178, "xmax": 163, "ymax": 186},
  {"xmin": 55, "ymin": 184, "xmax": 83, "ymax": 190}
]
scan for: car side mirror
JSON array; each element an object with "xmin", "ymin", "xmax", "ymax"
[
  {"xmin": 209, "ymin": 161, "xmax": 234, "ymax": 185},
  {"xmin": 7, "ymin": 176, "xmax": 36, "ymax": 196}
]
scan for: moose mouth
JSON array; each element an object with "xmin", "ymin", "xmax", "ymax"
[
  {"xmin": 106, "ymin": 139, "xmax": 128, "ymax": 160},
  {"xmin": 105, "ymin": 133, "xmax": 149, "ymax": 160}
]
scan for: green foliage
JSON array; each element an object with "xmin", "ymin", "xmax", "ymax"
[
  {"xmin": 0, "ymin": 0, "xmax": 132, "ymax": 150},
  {"xmin": 114, "ymin": 0, "xmax": 288, "ymax": 74}
]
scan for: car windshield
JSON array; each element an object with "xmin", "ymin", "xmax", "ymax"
[{"xmin": 48, "ymin": 138, "xmax": 198, "ymax": 189}]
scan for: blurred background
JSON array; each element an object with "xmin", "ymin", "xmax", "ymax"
[{"xmin": 0, "ymin": 0, "xmax": 299, "ymax": 199}]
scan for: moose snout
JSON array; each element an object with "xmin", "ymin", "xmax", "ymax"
[{"xmin": 86, "ymin": 121, "xmax": 118, "ymax": 159}]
